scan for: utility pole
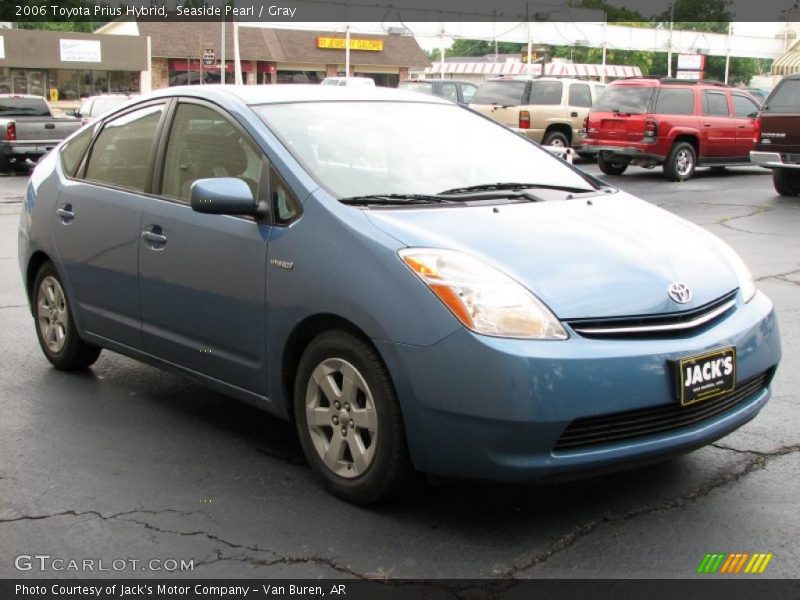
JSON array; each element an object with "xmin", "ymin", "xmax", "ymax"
[
  {"xmin": 724, "ymin": 22, "xmax": 732, "ymax": 84},
  {"xmin": 345, "ymin": 26, "xmax": 351, "ymax": 79},
  {"xmin": 220, "ymin": 17, "xmax": 226, "ymax": 85},
  {"xmin": 667, "ymin": 0, "xmax": 674, "ymax": 77}
]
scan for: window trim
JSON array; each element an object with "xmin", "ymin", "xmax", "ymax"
[{"xmin": 76, "ymin": 99, "xmax": 171, "ymax": 195}]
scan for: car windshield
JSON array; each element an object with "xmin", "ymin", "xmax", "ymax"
[
  {"xmin": 594, "ymin": 86, "xmax": 654, "ymax": 114},
  {"xmin": 253, "ymin": 101, "xmax": 595, "ymax": 198}
]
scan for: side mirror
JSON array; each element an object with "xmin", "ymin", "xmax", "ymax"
[
  {"xmin": 190, "ymin": 177, "xmax": 259, "ymax": 216},
  {"xmin": 65, "ymin": 109, "xmax": 77, "ymax": 117}
]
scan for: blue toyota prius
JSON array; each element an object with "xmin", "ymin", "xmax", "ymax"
[{"xmin": 18, "ymin": 85, "xmax": 781, "ymax": 504}]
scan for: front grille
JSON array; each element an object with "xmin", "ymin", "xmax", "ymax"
[
  {"xmin": 566, "ymin": 290, "xmax": 738, "ymax": 339},
  {"xmin": 553, "ymin": 371, "xmax": 770, "ymax": 452}
]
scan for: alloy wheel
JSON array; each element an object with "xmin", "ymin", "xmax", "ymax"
[
  {"xmin": 676, "ymin": 149, "xmax": 694, "ymax": 176},
  {"xmin": 305, "ymin": 358, "xmax": 378, "ymax": 478},
  {"xmin": 37, "ymin": 275, "xmax": 68, "ymax": 354}
]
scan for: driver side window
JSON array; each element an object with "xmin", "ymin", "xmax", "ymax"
[{"xmin": 161, "ymin": 103, "xmax": 263, "ymax": 202}]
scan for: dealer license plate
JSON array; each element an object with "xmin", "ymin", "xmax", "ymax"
[{"xmin": 675, "ymin": 347, "xmax": 737, "ymax": 406}]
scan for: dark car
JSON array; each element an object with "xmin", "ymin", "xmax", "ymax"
[
  {"xmin": 581, "ymin": 78, "xmax": 762, "ymax": 181},
  {"xmin": 398, "ymin": 79, "xmax": 478, "ymax": 105},
  {"xmin": 750, "ymin": 74, "xmax": 800, "ymax": 195}
]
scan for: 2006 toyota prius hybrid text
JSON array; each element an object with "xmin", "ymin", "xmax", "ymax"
[{"xmin": 18, "ymin": 86, "xmax": 781, "ymax": 504}]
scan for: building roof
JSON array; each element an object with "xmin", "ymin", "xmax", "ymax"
[
  {"xmin": 134, "ymin": 22, "xmax": 430, "ymax": 68},
  {"xmin": 427, "ymin": 61, "xmax": 642, "ymax": 78}
]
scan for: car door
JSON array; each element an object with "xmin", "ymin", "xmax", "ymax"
[
  {"xmin": 567, "ymin": 82, "xmax": 593, "ymax": 139},
  {"xmin": 52, "ymin": 101, "xmax": 167, "ymax": 349},
  {"xmin": 732, "ymin": 93, "xmax": 761, "ymax": 158},
  {"xmin": 701, "ymin": 90, "xmax": 736, "ymax": 158},
  {"xmin": 137, "ymin": 99, "xmax": 270, "ymax": 395}
]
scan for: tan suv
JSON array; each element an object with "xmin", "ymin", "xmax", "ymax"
[{"xmin": 470, "ymin": 77, "xmax": 605, "ymax": 148}]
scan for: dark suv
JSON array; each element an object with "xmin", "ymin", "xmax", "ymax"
[
  {"xmin": 581, "ymin": 78, "xmax": 761, "ymax": 181},
  {"xmin": 750, "ymin": 73, "xmax": 800, "ymax": 195}
]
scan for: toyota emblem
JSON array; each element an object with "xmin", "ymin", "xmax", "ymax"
[{"xmin": 668, "ymin": 282, "xmax": 692, "ymax": 304}]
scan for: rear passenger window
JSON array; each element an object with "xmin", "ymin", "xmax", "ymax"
[
  {"xmin": 703, "ymin": 92, "xmax": 730, "ymax": 116},
  {"xmin": 655, "ymin": 88, "xmax": 694, "ymax": 115},
  {"xmin": 732, "ymin": 94, "xmax": 759, "ymax": 118},
  {"xmin": 530, "ymin": 81, "xmax": 563, "ymax": 105},
  {"xmin": 84, "ymin": 104, "xmax": 164, "ymax": 192},
  {"xmin": 471, "ymin": 81, "xmax": 527, "ymax": 106},
  {"xmin": 568, "ymin": 84, "xmax": 592, "ymax": 107},
  {"xmin": 60, "ymin": 127, "xmax": 94, "ymax": 177},
  {"xmin": 161, "ymin": 103, "xmax": 263, "ymax": 202},
  {"xmin": 439, "ymin": 82, "xmax": 458, "ymax": 102}
]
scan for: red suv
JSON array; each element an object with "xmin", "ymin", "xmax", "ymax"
[{"xmin": 581, "ymin": 78, "xmax": 761, "ymax": 181}]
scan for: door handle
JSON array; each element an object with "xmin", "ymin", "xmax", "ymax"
[
  {"xmin": 703, "ymin": 123, "xmax": 712, "ymax": 127},
  {"xmin": 738, "ymin": 124, "xmax": 746, "ymax": 128},
  {"xmin": 44, "ymin": 123, "xmax": 55, "ymax": 130},
  {"xmin": 141, "ymin": 228, "xmax": 168, "ymax": 246},
  {"xmin": 56, "ymin": 205, "xmax": 74, "ymax": 222},
  {"xmin": 570, "ymin": 111, "xmax": 578, "ymax": 117}
]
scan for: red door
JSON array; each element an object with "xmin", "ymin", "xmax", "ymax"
[
  {"xmin": 731, "ymin": 93, "xmax": 761, "ymax": 158},
  {"xmin": 700, "ymin": 90, "xmax": 737, "ymax": 159}
]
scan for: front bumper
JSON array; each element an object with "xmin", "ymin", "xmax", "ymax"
[
  {"xmin": 750, "ymin": 150, "xmax": 800, "ymax": 169},
  {"xmin": 374, "ymin": 291, "xmax": 780, "ymax": 482}
]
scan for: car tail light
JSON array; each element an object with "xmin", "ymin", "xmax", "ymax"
[
  {"xmin": 644, "ymin": 117, "xmax": 658, "ymax": 140},
  {"xmin": 519, "ymin": 111, "xmax": 530, "ymax": 129},
  {"xmin": 753, "ymin": 117, "xmax": 761, "ymax": 144},
  {"xmin": 6, "ymin": 121, "xmax": 16, "ymax": 141}
]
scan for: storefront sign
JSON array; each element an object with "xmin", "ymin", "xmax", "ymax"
[
  {"xmin": 675, "ymin": 70, "xmax": 702, "ymax": 80},
  {"xmin": 59, "ymin": 39, "xmax": 102, "ymax": 63},
  {"xmin": 677, "ymin": 54, "xmax": 705, "ymax": 71},
  {"xmin": 316, "ymin": 37, "xmax": 384, "ymax": 51},
  {"xmin": 202, "ymin": 48, "xmax": 216, "ymax": 66}
]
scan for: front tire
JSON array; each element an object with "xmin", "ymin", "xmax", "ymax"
[
  {"xmin": 664, "ymin": 142, "xmax": 696, "ymax": 181},
  {"xmin": 294, "ymin": 330, "xmax": 414, "ymax": 504},
  {"xmin": 598, "ymin": 154, "xmax": 628, "ymax": 175},
  {"xmin": 32, "ymin": 262, "xmax": 101, "ymax": 370},
  {"xmin": 772, "ymin": 168, "xmax": 800, "ymax": 196}
]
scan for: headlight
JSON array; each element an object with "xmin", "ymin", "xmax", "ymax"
[
  {"xmin": 711, "ymin": 239, "xmax": 756, "ymax": 303},
  {"xmin": 399, "ymin": 248, "xmax": 568, "ymax": 340}
]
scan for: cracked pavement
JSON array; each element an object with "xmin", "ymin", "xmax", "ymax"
[{"xmin": 0, "ymin": 163, "xmax": 798, "ymax": 579}]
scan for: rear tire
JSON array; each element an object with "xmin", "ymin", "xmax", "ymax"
[
  {"xmin": 32, "ymin": 262, "xmax": 101, "ymax": 370},
  {"xmin": 598, "ymin": 154, "xmax": 628, "ymax": 175},
  {"xmin": 542, "ymin": 131, "xmax": 569, "ymax": 148},
  {"xmin": 0, "ymin": 155, "xmax": 10, "ymax": 173},
  {"xmin": 664, "ymin": 142, "xmax": 696, "ymax": 181},
  {"xmin": 294, "ymin": 330, "xmax": 415, "ymax": 505},
  {"xmin": 772, "ymin": 168, "xmax": 800, "ymax": 196}
]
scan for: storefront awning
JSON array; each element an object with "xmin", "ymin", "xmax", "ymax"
[
  {"xmin": 772, "ymin": 42, "xmax": 800, "ymax": 76},
  {"xmin": 425, "ymin": 62, "xmax": 641, "ymax": 78}
]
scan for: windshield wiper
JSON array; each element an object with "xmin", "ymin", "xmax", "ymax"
[
  {"xmin": 439, "ymin": 182, "xmax": 596, "ymax": 195},
  {"xmin": 339, "ymin": 194, "xmax": 459, "ymax": 207}
]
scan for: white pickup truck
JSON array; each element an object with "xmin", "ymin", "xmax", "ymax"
[{"xmin": 0, "ymin": 94, "xmax": 82, "ymax": 172}]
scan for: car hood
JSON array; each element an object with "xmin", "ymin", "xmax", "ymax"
[{"xmin": 365, "ymin": 192, "xmax": 740, "ymax": 319}]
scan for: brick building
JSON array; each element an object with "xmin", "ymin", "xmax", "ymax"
[{"xmin": 97, "ymin": 21, "xmax": 430, "ymax": 89}]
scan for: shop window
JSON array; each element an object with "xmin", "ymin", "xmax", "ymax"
[
  {"xmin": 277, "ymin": 71, "xmax": 323, "ymax": 84},
  {"xmin": 169, "ymin": 70, "xmax": 234, "ymax": 86}
]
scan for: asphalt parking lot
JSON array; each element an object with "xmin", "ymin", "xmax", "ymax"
[{"xmin": 0, "ymin": 161, "xmax": 798, "ymax": 579}]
